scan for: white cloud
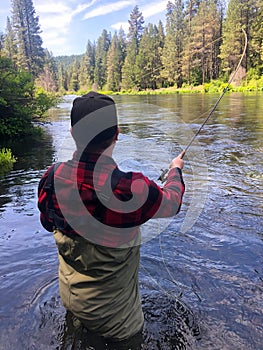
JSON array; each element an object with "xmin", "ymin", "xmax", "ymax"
[
  {"xmin": 73, "ymin": 0, "xmax": 99, "ymax": 16},
  {"xmin": 110, "ymin": 0, "xmax": 167, "ymax": 35},
  {"xmin": 35, "ymin": 2, "xmax": 71, "ymax": 14},
  {"xmin": 141, "ymin": 0, "xmax": 167, "ymax": 19},
  {"xmin": 34, "ymin": 0, "xmax": 95, "ymax": 55},
  {"xmin": 111, "ymin": 21, "xmax": 129, "ymax": 32},
  {"xmin": 35, "ymin": 1, "xmax": 74, "ymax": 39},
  {"xmin": 83, "ymin": 1, "xmax": 131, "ymax": 20},
  {"xmin": 0, "ymin": 0, "xmax": 167, "ymax": 55},
  {"xmin": 39, "ymin": 13, "xmax": 72, "ymax": 30}
]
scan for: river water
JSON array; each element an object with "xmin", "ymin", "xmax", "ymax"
[{"xmin": 0, "ymin": 93, "xmax": 262, "ymax": 350}]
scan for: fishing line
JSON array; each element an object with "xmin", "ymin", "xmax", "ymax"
[
  {"xmin": 183, "ymin": 29, "xmax": 247, "ymax": 155},
  {"xmin": 158, "ymin": 28, "xmax": 248, "ymax": 182},
  {"xmin": 157, "ymin": 29, "xmax": 248, "ymax": 301}
]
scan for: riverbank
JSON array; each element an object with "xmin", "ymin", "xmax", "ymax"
[{"xmin": 69, "ymin": 78, "xmax": 263, "ymax": 97}]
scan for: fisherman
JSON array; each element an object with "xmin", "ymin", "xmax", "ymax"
[{"xmin": 37, "ymin": 91, "xmax": 185, "ymax": 349}]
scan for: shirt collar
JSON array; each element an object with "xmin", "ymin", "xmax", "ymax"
[{"xmin": 72, "ymin": 150, "xmax": 116, "ymax": 167}]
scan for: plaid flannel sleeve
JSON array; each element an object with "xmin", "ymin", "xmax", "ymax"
[
  {"xmin": 111, "ymin": 166, "xmax": 185, "ymax": 227},
  {"xmin": 155, "ymin": 167, "xmax": 185, "ymax": 218}
]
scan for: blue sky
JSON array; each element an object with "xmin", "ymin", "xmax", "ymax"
[{"xmin": 0, "ymin": 0, "xmax": 167, "ymax": 56}]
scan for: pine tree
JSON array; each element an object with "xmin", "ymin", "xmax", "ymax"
[
  {"xmin": 190, "ymin": 0, "xmax": 222, "ymax": 84},
  {"xmin": 127, "ymin": 5, "xmax": 144, "ymax": 48},
  {"xmin": 11, "ymin": 0, "xmax": 45, "ymax": 76},
  {"xmin": 157, "ymin": 20, "xmax": 165, "ymax": 51},
  {"xmin": 183, "ymin": 0, "xmax": 201, "ymax": 84},
  {"xmin": 219, "ymin": 0, "xmax": 247, "ymax": 76},
  {"xmin": 249, "ymin": 0, "xmax": 263, "ymax": 72},
  {"xmin": 36, "ymin": 50, "xmax": 58, "ymax": 91},
  {"xmin": 69, "ymin": 59, "xmax": 80, "ymax": 92},
  {"xmin": 79, "ymin": 40, "xmax": 95, "ymax": 90},
  {"xmin": 12, "ymin": 0, "xmax": 28, "ymax": 71},
  {"xmin": 118, "ymin": 27, "xmax": 127, "ymax": 65},
  {"xmin": 107, "ymin": 32, "xmax": 125, "ymax": 91},
  {"xmin": 94, "ymin": 30, "xmax": 111, "ymax": 89},
  {"xmin": 136, "ymin": 24, "xmax": 162, "ymax": 89},
  {"xmin": 57, "ymin": 63, "xmax": 68, "ymax": 92},
  {"xmin": 157, "ymin": 20, "xmax": 165, "ymax": 87},
  {"xmin": 0, "ymin": 32, "xmax": 4, "ymax": 54},
  {"xmin": 121, "ymin": 6, "xmax": 144, "ymax": 90},
  {"xmin": 79, "ymin": 58, "xmax": 89, "ymax": 91},
  {"xmin": 121, "ymin": 37, "xmax": 138, "ymax": 90},
  {"xmin": 244, "ymin": 0, "xmax": 263, "ymax": 72},
  {"xmin": 161, "ymin": 0, "xmax": 185, "ymax": 88},
  {"xmin": 3, "ymin": 17, "xmax": 17, "ymax": 61}
]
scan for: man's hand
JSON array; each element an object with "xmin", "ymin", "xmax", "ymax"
[{"xmin": 169, "ymin": 150, "xmax": 185, "ymax": 170}]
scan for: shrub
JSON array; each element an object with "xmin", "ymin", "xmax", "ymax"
[
  {"xmin": 32, "ymin": 87, "xmax": 61, "ymax": 118},
  {"xmin": 0, "ymin": 57, "xmax": 60, "ymax": 139},
  {"xmin": 0, "ymin": 148, "xmax": 17, "ymax": 176}
]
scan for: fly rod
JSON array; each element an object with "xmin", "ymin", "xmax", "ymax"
[{"xmin": 159, "ymin": 28, "xmax": 248, "ymax": 182}]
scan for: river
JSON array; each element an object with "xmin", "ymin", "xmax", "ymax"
[{"xmin": 0, "ymin": 93, "xmax": 262, "ymax": 349}]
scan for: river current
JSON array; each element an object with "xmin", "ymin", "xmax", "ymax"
[{"xmin": 0, "ymin": 93, "xmax": 262, "ymax": 349}]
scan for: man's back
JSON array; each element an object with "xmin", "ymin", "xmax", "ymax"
[
  {"xmin": 37, "ymin": 91, "xmax": 185, "ymax": 344},
  {"xmin": 54, "ymin": 229, "xmax": 143, "ymax": 340}
]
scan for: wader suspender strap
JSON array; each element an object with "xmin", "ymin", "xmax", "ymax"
[
  {"xmin": 43, "ymin": 163, "xmax": 63, "ymax": 229},
  {"xmin": 44, "ymin": 163, "xmax": 123, "ymax": 231}
]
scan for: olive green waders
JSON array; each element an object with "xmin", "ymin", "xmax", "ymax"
[{"xmin": 54, "ymin": 229, "xmax": 144, "ymax": 341}]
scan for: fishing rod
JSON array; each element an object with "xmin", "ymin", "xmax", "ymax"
[{"xmin": 159, "ymin": 28, "xmax": 248, "ymax": 183}]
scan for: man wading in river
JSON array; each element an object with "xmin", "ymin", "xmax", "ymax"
[{"xmin": 37, "ymin": 91, "xmax": 185, "ymax": 349}]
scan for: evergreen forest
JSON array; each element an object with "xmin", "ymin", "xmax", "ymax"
[
  {"xmin": 0, "ymin": 0, "xmax": 263, "ymax": 143},
  {"xmin": 51, "ymin": 0, "xmax": 263, "ymax": 93}
]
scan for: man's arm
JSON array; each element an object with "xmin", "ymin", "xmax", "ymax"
[
  {"xmin": 37, "ymin": 166, "xmax": 55, "ymax": 232},
  {"xmin": 112, "ymin": 151, "xmax": 185, "ymax": 226},
  {"xmin": 155, "ymin": 150, "xmax": 185, "ymax": 217}
]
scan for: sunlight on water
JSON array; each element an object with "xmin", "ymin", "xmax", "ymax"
[{"xmin": 0, "ymin": 93, "xmax": 262, "ymax": 349}]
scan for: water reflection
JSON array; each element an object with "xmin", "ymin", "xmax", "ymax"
[
  {"xmin": 0, "ymin": 133, "xmax": 55, "ymax": 217},
  {"xmin": 0, "ymin": 94, "xmax": 263, "ymax": 349},
  {"xmin": 35, "ymin": 291, "xmax": 199, "ymax": 350}
]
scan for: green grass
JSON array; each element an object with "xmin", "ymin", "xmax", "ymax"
[{"xmin": 63, "ymin": 76, "xmax": 263, "ymax": 97}]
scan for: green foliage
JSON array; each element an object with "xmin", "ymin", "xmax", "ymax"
[
  {"xmin": 1, "ymin": 1, "xmax": 262, "ymax": 95},
  {"xmin": 204, "ymin": 80, "xmax": 232, "ymax": 93},
  {"xmin": 127, "ymin": 5, "xmax": 144, "ymax": 47},
  {"xmin": 121, "ymin": 38, "xmax": 138, "ymax": 90},
  {"xmin": 32, "ymin": 87, "xmax": 61, "ymax": 118},
  {"xmin": 69, "ymin": 59, "xmax": 80, "ymax": 92},
  {"xmin": 238, "ymin": 75, "xmax": 263, "ymax": 91},
  {"xmin": 0, "ymin": 148, "xmax": 17, "ymax": 176},
  {"xmin": 0, "ymin": 57, "xmax": 60, "ymax": 139},
  {"xmin": 246, "ymin": 67, "xmax": 263, "ymax": 81},
  {"xmin": 136, "ymin": 23, "xmax": 163, "ymax": 90},
  {"xmin": 38, "ymin": 2, "xmax": 263, "ymax": 93},
  {"xmin": 35, "ymin": 50, "xmax": 59, "ymax": 92},
  {"xmin": 189, "ymin": 66, "xmax": 203, "ymax": 86},
  {"xmin": 121, "ymin": 6, "xmax": 144, "ymax": 90},
  {"xmin": 79, "ymin": 41, "xmax": 95, "ymax": 90},
  {"xmin": 94, "ymin": 30, "xmax": 111, "ymax": 89},
  {"xmin": 10, "ymin": 0, "xmax": 45, "ymax": 76},
  {"xmin": 107, "ymin": 31, "xmax": 125, "ymax": 91},
  {"xmin": 161, "ymin": 0, "xmax": 184, "ymax": 87},
  {"xmin": 204, "ymin": 76, "xmax": 263, "ymax": 93},
  {"xmin": 0, "ymin": 57, "xmax": 34, "ymax": 138}
]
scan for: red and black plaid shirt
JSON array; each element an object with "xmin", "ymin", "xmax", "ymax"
[{"xmin": 38, "ymin": 151, "xmax": 185, "ymax": 247}]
